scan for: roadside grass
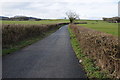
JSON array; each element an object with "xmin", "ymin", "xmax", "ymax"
[
  {"xmin": 68, "ymin": 26, "xmax": 108, "ymax": 78},
  {"xmin": 1, "ymin": 19, "xmax": 69, "ymax": 24},
  {"xmin": 2, "ymin": 27, "xmax": 59, "ymax": 56},
  {"xmin": 77, "ymin": 20, "xmax": 118, "ymax": 36}
]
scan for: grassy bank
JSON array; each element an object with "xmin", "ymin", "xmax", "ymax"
[
  {"xmin": 68, "ymin": 26, "xmax": 108, "ymax": 78},
  {"xmin": 78, "ymin": 21, "xmax": 118, "ymax": 36},
  {"xmin": 2, "ymin": 24, "xmax": 64, "ymax": 56}
]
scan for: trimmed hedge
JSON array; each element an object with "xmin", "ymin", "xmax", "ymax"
[
  {"xmin": 69, "ymin": 24, "xmax": 120, "ymax": 78},
  {"xmin": 2, "ymin": 23, "xmax": 68, "ymax": 48}
]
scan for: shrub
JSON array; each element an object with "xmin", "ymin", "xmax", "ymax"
[
  {"xmin": 2, "ymin": 23, "xmax": 67, "ymax": 48},
  {"xmin": 69, "ymin": 24, "xmax": 120, "ymax": 78}
]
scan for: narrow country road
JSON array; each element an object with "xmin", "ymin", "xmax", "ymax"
[{"xmin": 3, "ymin": 25, "xmax": 87, "ymax": 78}]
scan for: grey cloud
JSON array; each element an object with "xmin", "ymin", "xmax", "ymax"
[{"xmin": 1, "ymin": 1, "xmax": 118, "ymax": 19}]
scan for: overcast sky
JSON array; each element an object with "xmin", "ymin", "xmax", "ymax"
[{"xmin": 0, "ymin": 0, "xmax": 119, "ymax": 20}]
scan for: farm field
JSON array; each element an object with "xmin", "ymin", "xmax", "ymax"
[
  {"xmin": 2, "ymin": 20, "xmax": 118, "ymax": 36},
  {"xmin": 1, "ymin": 19, "xmax": 69, "ymax": 24},
  {"xmin": 78, "ymin": 20, "xmax": 118, "ymax": 36}
]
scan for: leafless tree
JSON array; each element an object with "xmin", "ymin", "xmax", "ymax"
[{"xmin": 66, "ymin": 11, "xmax": 79, "ymax": 23}]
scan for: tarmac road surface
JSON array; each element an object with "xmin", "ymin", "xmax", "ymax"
[{"xmin": 3, "ymin": 25, "xmax": 87, "ymax": 78}]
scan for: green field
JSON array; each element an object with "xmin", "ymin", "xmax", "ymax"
[
  {"xmin": 1, "ymin": 19, "xmax": 69, "ymax": 24},
  {"xmin": 1, "ymin": 19, "xmax": 118, "ymax": 36},
  {"xmin": 78, "ymin": 20, "xmax": 118, "ymax": 36}
]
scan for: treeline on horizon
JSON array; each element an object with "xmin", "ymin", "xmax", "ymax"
[
  {"xmin": 0, "ymin": 16, "xmax": 43, "ymax": 21},
  {"xmin": 103, "ymin": 17, "xmax": 120, "ymax": 23},
  {"xmin": 1, "ymin": 15, "xmax": 120, "ymax": 23}
]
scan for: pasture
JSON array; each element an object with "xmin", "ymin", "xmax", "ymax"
[
  {"xmin": 2, "ymin": 20, "xmax": 118, "ymax": 36},
  {"xmin": 78, "ymin": 20, "xmax": 118, "ymax": 36},
  {"xmin": 1, "ymin": 19, "xmax": 69, "ymax": 24}
]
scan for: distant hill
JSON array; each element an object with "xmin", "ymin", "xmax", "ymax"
[
  {"xmin": 28, "ymin": 17, "xmax": 40, "ymax": 20},
  {"xmin": 0, "ymin": 16, "xmax": 9, "ymax": 20},
  {"xmin": 0, "ymin": 16, "xmax": 42, "ymax": 21}
]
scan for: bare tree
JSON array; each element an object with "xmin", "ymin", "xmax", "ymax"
[{"xmin": 66, "ymin": 11, "xmax": 79, "ymax": 23}]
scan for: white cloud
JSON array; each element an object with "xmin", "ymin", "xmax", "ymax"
[
  {"xmin": 0, "ymin": 0, "xmax": 119, "ymax": 2},
  {"xmin": 0, "ymin": 0, "xmax": 119, "ymax": 19}
]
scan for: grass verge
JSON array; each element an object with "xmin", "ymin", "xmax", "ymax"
[
  {"xmin": 68, "ymin": 26, "xmax": 108, "ymax": 79},
  {"xmin": 2, "ymin": 26, "xmax": 60, "ymax": 56}
]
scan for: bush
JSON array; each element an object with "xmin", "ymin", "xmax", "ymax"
[
  {"xmin": 74, "ymin": 22, "xmax": 87, "ymax": 24},
  {"xmin": 2, "ymin": 23, "xmax": 67, "ymax": 48},
  {"xmin": 69, "ymin": 24, "xmax": 120, "ymax": 78}
]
